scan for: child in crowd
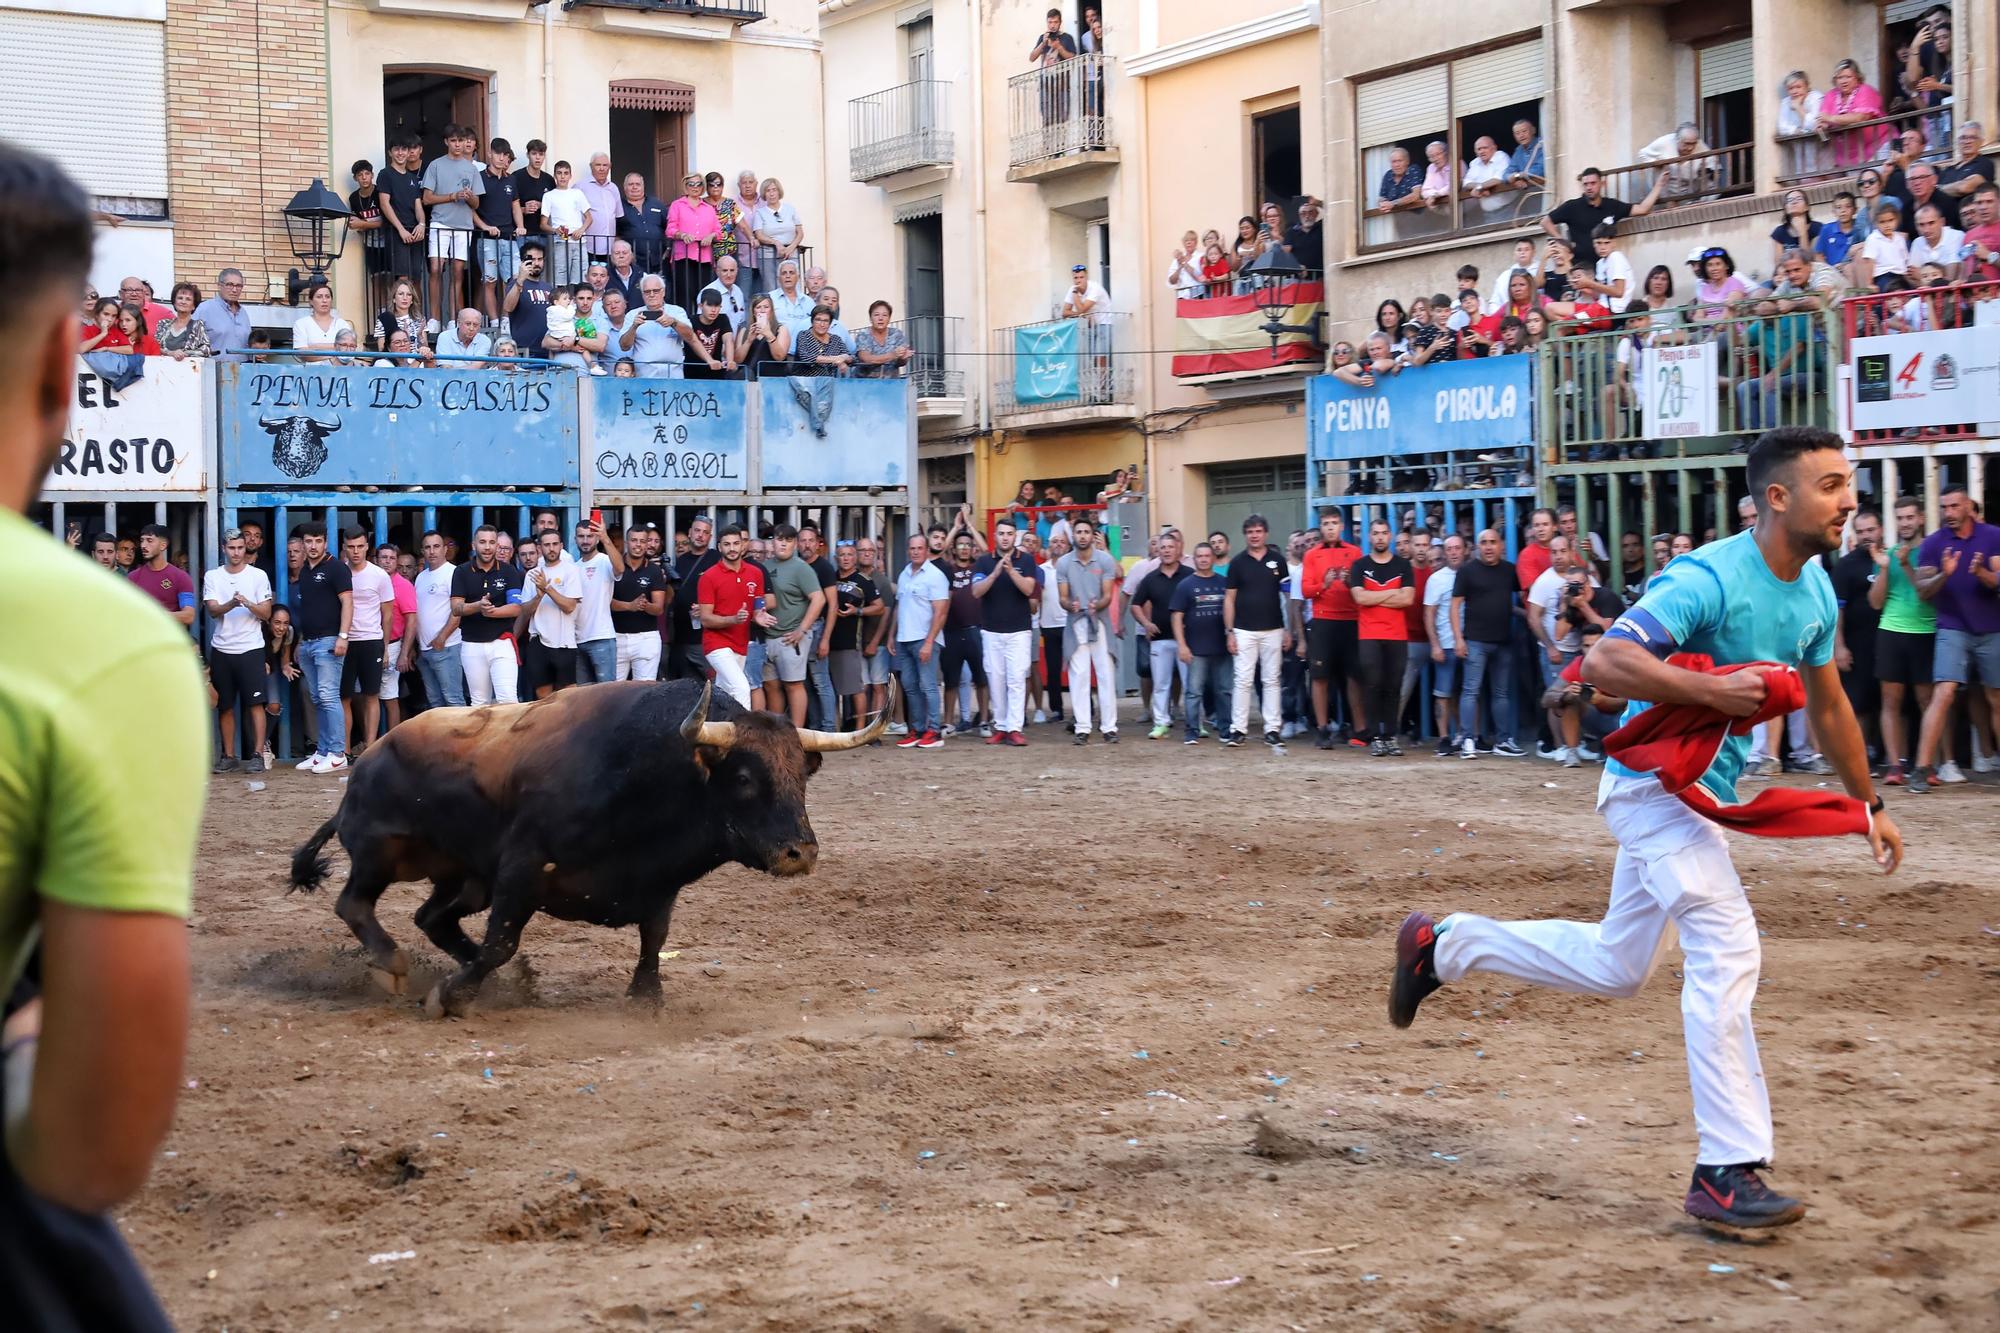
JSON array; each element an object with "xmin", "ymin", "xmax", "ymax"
[
  {"xmin": 612, "ymin": 358, "xmax": 637, "ymax": 378},
  {"xmin": 1815, "ymin": 191, "xmax": 1858, "ymax": 267},
  {"xmin": 545, "ymin": 286, "xmax": 601, "ymax": 374},
  {"xmin": 1200, "ymin": 241, "xmax": 1231, "ymax": 296},
  {"xmin": 1858, "ymin": 201, "xmax": 1909, "ymax": 290}
]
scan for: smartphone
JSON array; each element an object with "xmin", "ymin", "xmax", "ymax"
[{"xmin": 589, "ymin": 508, "xmax": 603, "ymax": 528}]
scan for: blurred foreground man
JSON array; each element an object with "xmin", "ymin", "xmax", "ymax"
[{"xmin": 0, "ymin": 143, "xmax": 209, "ymax": 1327}]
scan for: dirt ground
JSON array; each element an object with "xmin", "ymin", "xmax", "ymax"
[{"xmin": 127, "ymin": 706, "xmax": 2000, "ymax": 1332}]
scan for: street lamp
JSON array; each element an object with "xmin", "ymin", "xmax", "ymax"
[
  {"xmin": 282, "ymin": 179, "xmax": 352, "ymax": 305},
  {"xmin": 1242, "ymin": 246, "xmax": 1321, "ymax": 359}
]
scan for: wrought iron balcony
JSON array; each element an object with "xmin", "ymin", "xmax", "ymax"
[
  {"xmin": 1006, "ymin": 54, "xmax": 1114, "ymax": 180},
  {"xmin": 849, "ymin": 81, "xmax": 954, "ymax": 183}
]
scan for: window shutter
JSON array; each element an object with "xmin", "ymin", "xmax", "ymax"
[
  {"xmin": 0, "ymin": 12, "xmax": 167, "ymax": 200},
  {"xmin": 1355, "ymin": 65, "xmax": 1448, "ymax": 147},
  {"xmin": 1883, "ymin": 0, "xmax": 1932, "ymax": 22},
  {"xmin": 1450, "ymin": 39, "xmax": 1546, "ymax": 117},
  {"xmin": 1697, "ymin": 37, "xmax": 1755, "ymax": 101}
]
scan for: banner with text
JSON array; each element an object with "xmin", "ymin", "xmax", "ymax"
[
  {"xmin": 218, "ymin": 363, "xmax": 579, "ymax": 489},
  {"xmin": 759, "ymin": 376, "xmax": 910, "ymax": 490},
  {"xmin": 1850, "ymin": 325, "xmax": 2000, "ymax": 430},
  {"xmin": 1307, "ymin": 356, "xmax": 1535, "ymax": 461},
  {"xmin": 1012, "ymin": 320, "xmax": 1080, "ymax": 405},
  {"xmin": 48, "ymin": 356, "xmax": 207, "ymax": 492},
  {"xmin": 591, "ymin": 378, "xmax": 749, "ymax": 492},
  {"xmin": 1639, "ymin": 341, "xmax": 1720, "ymax": 438}
]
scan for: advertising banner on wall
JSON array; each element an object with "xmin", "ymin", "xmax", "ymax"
[
  {"xmin": 759, "ymin": 376, "xmax": 910, "ymax": 490},
  {"xmin": 1850, "ymin": 326, "xmax": 2000, "ymax": 431},
  {"xmin": 47, "ymin": 356, "xmax": 207, "ymax": 492},
  {"xmin": 591, "ymin": 378, "xmax": 750, "ymax": 492},
  {"xmin": 218, "ymin": 363, "xmax": 579, "ymax": 489},
  {"xmin": 1307, "ymin": 356, "xmax": 1535, "ymax": 462},
  {"xmin": 1012, "ymin": 320, "xmax": 1080, "ymax": 405},
  {"xmin": 1639, "ymin": 341, "xmax": 1721, "ymax": 439}
]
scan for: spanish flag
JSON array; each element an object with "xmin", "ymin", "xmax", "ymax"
[{"xmin": 1171, "ymin": 280, "xmax": 1324, "ymax": 378}]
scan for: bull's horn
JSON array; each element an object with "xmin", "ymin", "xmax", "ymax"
[
  {"xmin": 680, "ymin": 682, "xmax": 738, "ymax": 750},
  {"xmin": 797, "ymin": 678, "xmax": 897, "ymax": 752}
]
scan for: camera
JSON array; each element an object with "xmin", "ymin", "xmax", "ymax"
[{"xmin": 1565, "ymin": 580, "xmax": 1585, "ymax": 599}]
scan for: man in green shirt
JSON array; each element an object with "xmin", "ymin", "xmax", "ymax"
[
  {"xmin": 760, "ymin": 524, "xmax": 827, "ymax": 727},
  {"xmin": 1870, "ymin": 495, "xmax": 1938, "ymax": 784},
  {"xmin": 0, "ymin": 143, "xmax": 209, "ymax": 1319}
]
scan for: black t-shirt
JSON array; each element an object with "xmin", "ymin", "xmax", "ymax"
[
  {"xmin": 1937, "ymin": 156, "xmax": 1996, "ymax": 204},
  {"xmin": 1452, "ymin": 557, "xmax": 1517, "ymax": 644},
  {"xmin": 1548, "ymin": 194, "xmax": 1633, "ymax": 256},
  {"xmin": 828, "ymin": 572, "xmax": 879, "ymax": 651},
  {"xmin": 1134, "ymin": 564, "xmax": 1191, "ymax": 638},
  {"xmin": 378, "ymin": 168, "xmax": 425, "ymax": 234},
  {"xmin": 611, "ymin": 559, "xmax": 673, "ymax": 634},
  {"xmin": 1225, "ymin": 548, "xmax": 1288, "ymax": 632},
  {"xmin": 974, "ymin": 552, "xmax": 1041, "ymax": 635},
  {"xmin": 1283, "ymin": 222, "xmax": 1323, "ymax": 271},
  {"xmin": 943, "ymin": 562, "xmax": 983, "ymax": 629},
  {"xmin": 475, "ymin": 168, "xmax": 519, "ymax": 236},
  {"xmin": 673, "ymin": 548, "xmax": 721, "ymax": 638},
  {"xmin": 509, "ymin": 279, "xmax": 551, "ymax": 357},
  {"xmin": 348, "ymin": 187, "xmax": 384, "ymax": 249},
  {"xmin": 1885, "ymin": 169, "xmax": 1961, "ymax": 231},
  {"xmin": 450, "ymin": 560, "xmax": 525, "ymax": 644},
  {"xmin": 1829, "ymin": 548, "xmax": 1881, "ymax": 652},
  {"xmin": 683, "ymin": 313, "xmax": 732, "ymax": 377},
  {"xmin": 1619, "ymin": 562, "xmax": 1648, "ymax": 608},
  {"xmin": 296, "ymin": 555, "xmax": 352, "ymax": 640},
  {"xmin": 1540, "ymin": 268, "xmax": 1576, "ymax": 303},
  {"xmin": 511, "ymin": 167, "xmax": 552, "ymax": 224}
]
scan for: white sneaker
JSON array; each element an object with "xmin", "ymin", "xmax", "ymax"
[
  {"xmin": 1032, "ymin": 709, "xmax": 1047, "ymax": 725},
  {"xmin": 1561, "ymin": 747, "xmax": 1581, "ymax": 768},
  {"xmin": 588, "ymin": 364, "xmax": 607, "ymax": 375},
  {"xmin": 1460, "ymin": 736, "xmax": 1477, "ymax": 760},
  {"xmin": 1536, "ymin": 743, "xmax": 1561, "ymax": 761},
  {"xmin": 940, "ymin": 724, "xmax": 958, "ymax": 738},
  {"xmin": 886, "ymin": 722, "xmax": 909, "ymax": 736},
  {"xmin": 1936, "ymin": 761, "xmax": 1968, "ymax": 784},
  {"xmin": 320, "ymin": 753, "xmax": 349, "ymax": 773},
  {"xmin": 296, "ymin": 754, "xmax": 323, "ymax": 771},
  {"xmin": 978, "ymin": 721, "xmax": 994, "ymax": 738},
  {"xmin": 1974, "ymin": 753, "xmax": 1998, "ymax": 774}
]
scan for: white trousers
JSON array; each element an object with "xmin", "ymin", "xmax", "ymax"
[
  {"xmin": 462, "ymin": 639, "xmax": 519, "ymax": 706},
  {"xmin": 982, "ymin": 629, "xmax": 1032, "ymax": 733},
  {"xmin": 616, "ymin": 630, "xmax": 662, "ymax": 681},
  {"xmin": 1148, "ymin": 638, "xmax": 1186, "ymax": 725},
  {"xmin": 1067, "ymin": 630, "xmax": 1119, "ymax": 735},
  {"xmin": 705, "ymin": 647, "xmax": 753, "ymax": 709},
  {"xmin": 1230, "ymin": 627, "xmax": 1284, "ymax": 736},
  {"xmin": 1434, "ymin": 777, "xmax": 1770, "ymax": 1166}
]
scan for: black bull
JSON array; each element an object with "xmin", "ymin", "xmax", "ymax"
[{"xmin": 289, "ymin": 678, "xmax": 889, "ymax": 1017}]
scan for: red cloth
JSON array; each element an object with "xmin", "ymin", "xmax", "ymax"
[{"xmin": 1600, "ymin": 653, "xmax": 1871, "ymax": 839}]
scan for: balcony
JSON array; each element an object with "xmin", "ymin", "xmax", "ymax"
[
  {"xmin": 1172, "ymin": 271, "xmax": 1323, "ymax": 386},
  {"xmin": 849, "ymin": 81, "xmax": 954, "ymax": 184},
  {"xmin": 1006, "ymin": 54, "xmax": 1117, "ymax": 182},
  {"xmin": 1598, "ymin": 142, "xmax": 1755, "ymax": 215},
  {"xmin": 991, "ymin": 311, "xmax": 1136, "ymax": 426},
  {"xmin": 899, "ymin": 315, "xmax": 967, "ymax": 418},
  {"xmin": 1776, "ymin": 105, "xmax": 1951, "ymax": 188},
  {"xmin": 561, "ymin": 0, "xmax": 765, "ymax": 27}
]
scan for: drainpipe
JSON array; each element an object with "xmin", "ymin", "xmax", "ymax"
[
  {"xmin": 969, "ymin": 0, "xmax": 990, "ymax": 440},
  {"xmin": 542, "ymin": 1, "xmax": 556, "ymax": 149}
]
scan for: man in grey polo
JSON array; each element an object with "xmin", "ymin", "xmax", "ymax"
[
  {"xmin": 192, "ymin": 268, "xmax": 253, "ymax": 359},
  {"xmin": 762, "ymin": 523, "xmax": 826, "ymax": 727},
  {"xmin": 1056, "ymin": 515, "xmax": 1124, "ymax": 744}
]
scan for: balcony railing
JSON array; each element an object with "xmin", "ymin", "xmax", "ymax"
[
  {"xmin": 1776, "ymin": 105, "xmax": 1952, "ymax": 187},
  {"xmin": 849, "ymin": 80, "xmax": 953, "ymax": 182},
  {"xmin": 896, "ymin": 315, "xmax": 965, "ymax": 401},
  {"xmin": 992, "ymin": 310, "xmax": 1134, "ymax": 417},
  {"xmin": 562, "ymin": 0, "xmax": 766, "ymax": 22},
  {"xmin": 1599, "ymin": 143, "xmax": 1754, "ymax": 212},
  {"xmin": 1007, "ymin": 54, "xmax": 1112, "ymax": 171}
]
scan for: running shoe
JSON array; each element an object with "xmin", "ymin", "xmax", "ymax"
[
  {"xmin": 1435, "ymin": 737, "xmax": 1455, "ymax": 759},
  {"xmin": 1387, "ymin": 911, "xmax": 1442, "ymax": 1028},
  {"xmin": 984, "ymin": 731, "xmax": 1008, "ymax": 745},
  {"xmin": 1103, "ymin": 730, "xmax": 1119, "ymax": 744},
  {"xmin": 1385, "ymin": 737, "xmax": 1404, "ymax": 757},
  {"xmin": 897, "ymin": 731, "xmax": 923, "ymax": 749},
  {"xmin": 1683, "ymin": 1163, "xmax": 1807, "ymax": 1235},
  {"xmin": 1368, "ymin": 737, "xmax": 1387, "ymax": 757},
  {"xmin": 1264, "ymin": 731, "xmax": 1283, "ymax": 750},
  {"xmin": 296, "ymin": 754, "xmax": 323, "ymax": 771},
  {"xmin": 940, "ymin": 724, "xmax": 958, "ymax": 738},
  {"xmin": 1032, "ymin": 709, "xmax": 1047, "ymax": 725},
  {"xmin": 1316, "ymin": 727, "xmax": 1338, "ymax": 751},
  {"xmin": 1882, "ymin": 765, "xmax": 1905, "ymax": 786},
  {"xmin": 320, "ymin": 754, "xmax": 349, "ymax": 773},
  {"xmin": 1006, "ymin": 731, "xmax": 1028, "ymax": 747},
  {"xmin": 1073, "ymin": 731, "xmax": 1090, "ymax": 746},
  {"xmin": 1492, "ymin": 740, "xmax": 1526, "ymax": 758},
  {"xmin": 1908, "ymin": 765, "xmax": 1934, "ymax": 793},
  {"xmin": 1460, "ymin": 736, "xmax": 1478, "ymax": 760},
  {"xmin": 1149, "ymin": 723, "xmax": 1170, "ymax": 740},
  {"xmin": 1561, "ymin": 747, "xmax": 1581, "ymax": 768},
  {"xmin": 917, "ymin": 731, "xmax": 944, "ymax": 749},
  {"xmin": 1220, "ymin": 730, "xmax": 1244, "ymax": 747},
  {"xmin": 1536, "ymin": 742, "xmax": 1562, "ymax": 761},
  {"xmin": 1746, "ymin": 754, "xmax": 1782, "ymax": 779},
  {"xmin": 1183, "ymin": 733, "xmax": 1200, "ymax": 745},
  {"xmin": 1348, "ymin": 735, "xmax": 1369, "ymax": 749},
  {"xmin": 212, "ymin": 755, "xmax": 240, "ymax": 774},
  {"xmin": 1937, "ymin": 761, "xmax": 1968, "ymax": 785},
  {"xmin": 978, "ymin": 721, "xmax": 994, "ymax": 738}
]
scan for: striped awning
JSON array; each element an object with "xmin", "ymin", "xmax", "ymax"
[
  {"xmin": 1172, "ymin": 282, "xmax": 1323, "ymax": 378},
  {"xmin": 609, "ymin": 79, "xmax": 695, "ymax": 113}
]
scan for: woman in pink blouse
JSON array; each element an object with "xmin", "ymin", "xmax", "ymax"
[
  {"xmin": 1817, "ymin": 59, "xmax": 1890, "ymax": 168},
  {"xmin": 665, "ymin": 170, "xmax": 721, "ymax": 310}
]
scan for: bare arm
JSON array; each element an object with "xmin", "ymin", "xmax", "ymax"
[
  {"xmin": 1581, "ymin": 635, "xmax": 1765, "ymax": 715},
  {"xmin": 1802, "ymin": 659, "xmax": 1900, "ymax": 870}
]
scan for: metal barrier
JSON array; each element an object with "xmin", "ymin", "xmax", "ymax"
[
  {"xmin": 1541, "ymin": 301, "xmax": 1841, "ymax": 463},
  {"xmin": 849, "ymin": 79, "xmax": 954, "ymax": 182},
  {"xmin": 1600, "ymin": 142, "xmax": 1754, "ymax": 209},
  {"xmin": 897, "ymin": 314, "xmax": 966, "ymax": 400},
  {"xmin": 992, "ymin": 311, "xmax": 1135, "ymax": 417},
  {"xmin": 1775, "ymin": 105, "xmax": 1950, "ymax": 187},
  {"xmin": 1007, "ymin": 53, "xmax": 1112, "ymax": 168}
]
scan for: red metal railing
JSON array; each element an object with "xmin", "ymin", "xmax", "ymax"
[{"xmin": 1841, "ymin": 276, "xmax": 2000, "ymax": 444}]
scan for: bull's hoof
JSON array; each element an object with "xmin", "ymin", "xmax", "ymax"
[
  {"xmin": 625, "ymin": 983, "xmax": 665, "ymax": 1014},
  {"xmin": 423, "ymin": 981, "xmax": 473, "ymax": 1020},
  {"xmin": 369, "ymin": 966, "xmax": 408, "ymax": 996}
]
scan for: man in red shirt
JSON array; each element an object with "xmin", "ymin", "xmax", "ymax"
[
  {"xmin": 1959, "ymin": 181, "xmax": 2000, "ymax": 283},
  {"xmin": 1515, "ymin": 507, "xmax": 1556, "ymax": 592},
  {"xmin": 1400, "ymin": 530, "xmax": 1436, "ymax": 739},
  {"xmin": 1299, "ymin": 509, "xmax": 1365, "ymax": 748},
  {"xmin": 1348, "ymin": 517, "xmax": 1417, "ymax": 756},
  {"xmin": 695, "ymin": 523, "xmax": 774, "ymax": 709},
  {"xmin": 128, "ymin": 523, "xmax": 195, "ymax": 629}
]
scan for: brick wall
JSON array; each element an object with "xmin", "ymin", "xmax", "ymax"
[{"xmin": 166, "ymin": 0, "xmax": 329, "ymax": 300}]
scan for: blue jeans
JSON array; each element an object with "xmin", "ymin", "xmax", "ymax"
[
  {"xmin": 1458, "ymin": 640, "xmax": 1515, "ymax": 744},
  {"xmin": 1733, "ymin": 371, "xmax": 1814, "ymax": 431},
  {"xmin": 1186, "ymin": 654, "xmax": 1234, "ymax": 740},
  {"xmin": 417, "ymin": 644, "xmax": 467, "ymax": 707},
  {"xmin": 893, "ymin": 639, "xmax": 943, "ymax": 735},
  {"xmin": 298, "ymin": 636, "xmax": 346, "ymax": 755},
  {"xmin": 806, "ymin": 624, "xmax": 837, "ymax": 728},
  {"xmin": 84, "ymin": 350, "xmax": 144, "ymax": 390},
  {"xmin": 577, "ymin": 637, "xmax": 617, "ymax": 684}
]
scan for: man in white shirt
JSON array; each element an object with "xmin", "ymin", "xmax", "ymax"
[
  {"xmin": 620, "ymin": 273, "xmax": 713, "ymax": 379},
  {"xmin": 1909, "ymin": 203, "xmax": 1966, "ymax": 280},
  {"xmin": 538, "ymin": 159, "xmax": 595, "ymax": 287},
  {"xmin": 1422, "ymin": 533, "xmax": 1464, "ymax": 757},
  {"xmin": 340, "ymin": 528, "xmax": 396, "ymax": 754},
  {"xmin": 1461, "ymin": 136, "xmax": 1511, "ymax": 215},
  {"xmin": 202, "ymin": 528, "xmax": 274, "ymax": 771},
  {"xmin": 1636, "ymin": 122, "xmax": 1717, "ymax": 201},
  {"xmin": 571, "ymin": 517, "xmax": 619, "ymax": 684},
  {"xmin": 521, "ymin": 529, "xmax": 582, "ymax": 698},
  {"xmin": 435, "ymin": 307, "xmax": 491, "ymax": 364},
  {"xmin": 697, "ymin": 255, "xmax": 749, "ymax": 331},
  {"xmin": 1060, "ymin": 264, "xmax": 1111, "ymax": 324},
  {"xmin": 403, "ymin": 529, "xmax": 464, "ymax": 707},
  {"xmin": 1165, "ymin": 230, "xmax": 1205, "ymax": 298}
]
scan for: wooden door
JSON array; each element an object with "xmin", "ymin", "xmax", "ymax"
[
  {"xmin": 450, "ymin": 77, "xmax": 488, "ymax": 146},
  {"xmin": 653, "ymin": 111, "xmax": 685, "ymax": 198}
]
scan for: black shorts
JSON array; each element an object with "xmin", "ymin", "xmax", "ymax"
[
  {"xmin": 340, "ymin": 640, "xmax": 385, "ymax": 696},
  {"xmin": 521, "ymin": 641, "xmax": 577, "ymax": 694},
  {"xmin": 1306, "ymin": 618, "xmax": 1357, "ymax": 682},
  {"xmin": 1876, "ymin": 629, "xmax": 1934, "ymax": 686},
  {"xmin": 362, "ymin": 242, "xmax": 391, "ymax": 276},
  {"xmin": 388, "ymin": 237, "xmax": 425, "ymax": 280},
  {"xmin": 208, "ymin": 647, "xmax": 266, "ymax": 712}
]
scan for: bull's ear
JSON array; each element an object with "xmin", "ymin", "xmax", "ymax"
[
  {"xmin": 688, "ymin": 744, "xmax": 726, "ymax": 778},
  {"xmin": 803, "ymin": 752, "xmax": 823, "ymax": 778}
]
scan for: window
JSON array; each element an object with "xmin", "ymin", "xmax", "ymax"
[
  {"xmin": 1355, "ymin": 37, "xmax": 1545, "ymax": 251},
  {"xmin": 1253, "ymin": 105, "xmax": 1303, "ymax": 226},
  {"xmin": 1696, "ymin": 37, "xmax": 1754, "ymax": 151}
]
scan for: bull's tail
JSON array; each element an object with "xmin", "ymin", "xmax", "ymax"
[{"xmin": 289, "ymin": 809, "xmax": 343, "ymax": 894}]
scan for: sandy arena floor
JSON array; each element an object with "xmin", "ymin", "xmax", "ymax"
[{"xmin": 125, "ymin": 707, "xmax": 2000, "ymax": 1331}]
